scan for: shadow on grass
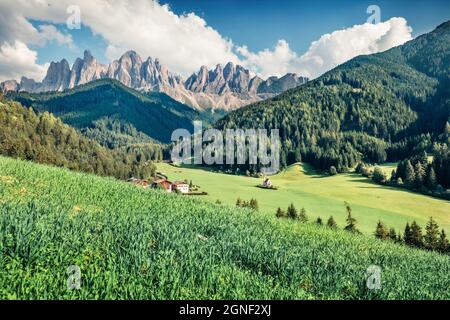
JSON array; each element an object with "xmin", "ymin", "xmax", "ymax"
[{"xmin": 347, "ymin": 173, "xmax": 448, "ymax": 201}]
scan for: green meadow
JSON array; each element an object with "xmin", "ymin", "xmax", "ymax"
[
  {"xmin": 0, "ymin": 156, "xmax": 449, "ymax": 299},
  {"xmin": 157, "ymin": 162, "xmax": 450, "ymax": 235}
]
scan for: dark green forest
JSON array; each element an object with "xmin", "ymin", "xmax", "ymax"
[
  {"xmin": 215, "ymin": 21, "xmax": 450, "ymax": 174},
  {"xmin": 7, "ymin": 79, "xmax": 202, "ymax": 145},
  {"xmin": 0, "ymin": 99, "xmax": 156, "ymax": 179}
]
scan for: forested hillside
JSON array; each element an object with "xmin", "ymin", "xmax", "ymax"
[
  {"xmin": 0, "ymin": 99, "xmax": 156, "ymax": 179},
  {"xmin": 7, "ymin": 79, "xmax": 202, "ymax": 144},
  {"xmin": 215, "ymin": 21, "xmax": 450, "ymax": 173}
]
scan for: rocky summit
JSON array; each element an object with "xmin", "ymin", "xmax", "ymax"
[{"xmin": 1, "ymin": 50, "xmax": 308, "ymax": 111}]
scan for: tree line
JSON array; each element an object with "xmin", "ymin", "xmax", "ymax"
[
  {"xmin": 357, "ymin": 145, "xmax": 450, "ymax": 200},
  {"xmin": 273, "ymin": 200, "xmax": 449, "ymax": 255},
  {"xmin": 0, "ymin": 99, "xmax": 156, "ymax": 180}
]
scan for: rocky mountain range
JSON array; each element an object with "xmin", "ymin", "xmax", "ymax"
[{"xmin": 1, "ymin": 50, "xmax": 308, "ymax": 111}]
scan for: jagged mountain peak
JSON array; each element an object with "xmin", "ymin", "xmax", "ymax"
[{"xmin": 1, "ymin": 49, "xmax": 308, "ymax": 111}]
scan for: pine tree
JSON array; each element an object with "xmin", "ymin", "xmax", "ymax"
[
  {"xmin": 327, "ymin": 216, "xmax": 337, "ymax": 229},
  {"xmin": 249, "ymin": 198, "xmax": 259, "ymax": 211},
  {"xmin": 405, "ymin": 160, "xmax": 415, "ymax": 188},
  {"xmin": 344, "ymin": 202, "xmax": 359, "ymax": 233},
  {"xmin": 316, "ymin": 217, "xmax": 323, "ymax": 225},
  {"xmin": 438, "ymin": 229, "xmax": 449, "ymax": 253},
  {"xmin": 414, "ymin": 162, "xmax": 425, "ymax": 188},
  {"xmin": 275, "ymin": 207, "xmax": 285, "ymax": 218},
  {"xmin": 410, "ymin": 221, "xmax": 423, "ymax": 248},
  {"xmin": 236, "ymin": 198, "xmax": 242, "ymax": 207},
  {"xmin": 388, "ymin": 228, "xmax": 397, "ymax": 241},
  {"xmin": 374, "ymin": 221, "xmax": 389, "ymax": 240},
  {"xmin": 426, "ymin": 166, "xmax": 437, "ymax": 190},
  {"xmin": 299, "ymin": 207, "xmax": 308, "ymax": 223},
  {"xmin": 403, "ymin": 223, "xmax": 412, "ymax": 245},
  {"xmin": 424, "ymin": 217, "xmax": 440, "ymax": 250},
  {"xmin": 287, "ymin": 203, "xmax": 298, "ymax": 220}
]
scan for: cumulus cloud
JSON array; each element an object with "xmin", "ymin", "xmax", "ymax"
[
  {"xmin": 37, "ymin": 25, "xmax": 73, "ymax": 48},
  {"xmin": 0, "ymin": 0, "xmax": 73, "ymax": 81},
  {"xmin": 239, "ymin": 17, "xmax": 413, "ymax": 79},
  {"xmin": 0, "ymin": 0, "xmax": 413, "ymax": 82},
  {"xmin": 0, "ymin": 41, "xmax": 49, "ymax": 82},
  {"xmin": 2, "ymin": 0, "xmax": 238, "ymax": 77}
]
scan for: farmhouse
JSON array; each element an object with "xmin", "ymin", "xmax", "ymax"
[
  {"xmin": 152, "ymin": 179, "xmax": 173, "ymax": 192},
  {"xmin": 172, "ymin": 181, "xmax": 189, "ymax": 194},
  {"xmin": 127, "ymin": 178, "xmax": 150, "ymax": 188}
]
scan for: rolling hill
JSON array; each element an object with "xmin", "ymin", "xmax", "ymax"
[
  {"xmin": 0, "ymin": 155, "xmax": 448, "ymax": 299},
  {"xmin": 0, "ymin": 99, "xmax": 157, "ymax": 179},
  {"xmin": 157, "ymin": 162, "xmax": 450, "ymax": 235},
  {"xmin": 215, "ymin": 21, "xmax": 450, "ymax": 173},
  {"xmin": 6, "ymin": 79, "xmax": 203, "ymax": 144}
]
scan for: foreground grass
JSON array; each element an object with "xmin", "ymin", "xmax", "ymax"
[
  {"xmin": 158, "ymin": 163, "xmax": 450, "ymax": 235},
  {"xmin": 0, "ymin": 156, "xmax": 449, "ymax": 299}
]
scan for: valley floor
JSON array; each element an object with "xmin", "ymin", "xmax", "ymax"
[{"xmin": 157, "ymin": 162, "xmax": 450, "ymax": 235}]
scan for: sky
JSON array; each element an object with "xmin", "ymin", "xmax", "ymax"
[{"xmin": 0, "ymin": 0, "xmax": 448, "ymax": 82}]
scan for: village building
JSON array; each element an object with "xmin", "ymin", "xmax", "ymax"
[
  {"xmin": 262, "ymin": 177, "xmax": 273, "ymax": 188},
  {"xmin": 152, "ymin": 179, "xmax": 173, "ymax": 192},
  {"xmin": 127, "ymin": 178, "xmax": 150, "ymax": 188},
  {"xmin": 172, "ymin": 181, "xmax": 189, "ymax": 194}
]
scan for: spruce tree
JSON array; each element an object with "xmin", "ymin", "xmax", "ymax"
[
  {"xmin": 438, "ymin": 229, "xmax": 449, "ymax": 253},
  {"xmin": 249, "ymin": 198, "xmax": 259, "ymax": 211},
  {"xmin": 424, "ymin": 217, "xmax": 440, "ymax": 250},
  {"xmin": 275, "ymin": 207, "xmax": 285, "ymax": 218},
  {"xmin": 388, "ymin": 228, "xmax": 397, "ymax": 241},
  {"xmin": 403, "ymin": 223, "xmax": 412, "ymax": 245},
  {"xmin": 327, "ymin": 216, "xmax": 337, "ymax": 229},
  {"xmin": 344, "ymin": 202, "xmax": 359, "ymax": 233},
  {"xmin": 410, "ymin": 221, "xmax": 423, "ymax": 248},
  {"xmin": 405, "ymin": 160, "xmax": 415, "ymax": 188},
  {"xmin": 414, "ymin": 162, "xmax": 425, "ymax": 188},
  {"xmin": 374, "ymin": 221, "xmax": 389, "ymax": 240},
  {"xmin": 299, "ymin": 207, "xmax": 308, "ymax": 223},
  {"xmin": 426, "ymin": 166, "xmax": 437, "ymax": 190},
  {"xmin": 287, "ymin": 203, "xmax": 298, "ymax": 220}
]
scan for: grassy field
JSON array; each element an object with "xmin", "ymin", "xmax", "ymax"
[
  {"xmin": 157, "ymin": 162, "xmax": 450, "ymax": 235},
  {"xmin": 0, "ymin": 156, "xmax": 449, "ymax": 299}
]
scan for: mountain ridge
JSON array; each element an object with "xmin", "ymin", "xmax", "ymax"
[
  {"xmin": 1, "ymin": 51, "xmax": 308, "ymax": 112},
  {"xmin": 214, "ymin": 20, "xmax": 450, "ymax": 173}
]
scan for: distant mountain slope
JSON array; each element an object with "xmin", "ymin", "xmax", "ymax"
[
  {"xmin": 0, "ymin": 99, "xmax": 158, "ymax": 179},
  {"xmin": 215, "ymin": 21, "xmax": 450, "ymax": 173},
  {"xmin": 7, "ymin": 79, "xmax": 201, "ymax": 144},
  {"xmin": 1, "ymin": 50, "xmax": 308, "ymax": 112}
]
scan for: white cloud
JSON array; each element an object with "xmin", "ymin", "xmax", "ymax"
[
  {"xmin": 38, "ymin": 25, "xmax": 74, "ymax": 48},
  {"xmin": 237, "ymin": 40, "xmax": 296, "ymax": 79},
  {"xmin": 239, "ymin": 17, "xmax": 413, "ymax": 79},
  {"xmin": 2, "ymin": 0, "xmax": 239, "ymax": 77},
  {"xmin": 0, "ymin": 0, "xmax": 414, "ymax": 82},
  {"xmin": 0, "ymin": 41, "xmax": 49, "ymax": 82}
]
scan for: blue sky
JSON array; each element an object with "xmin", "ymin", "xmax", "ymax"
[
  {"xmin": 161, "ymin": 0, "xmax": 450, "ymax": 53},
  {"xmin": 1, "ymin": 0, "xmax": 449, "ymax": 82},
  {"xmin": 32, "ymin": 0, "xmax": 449, "ymax": 66}
]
